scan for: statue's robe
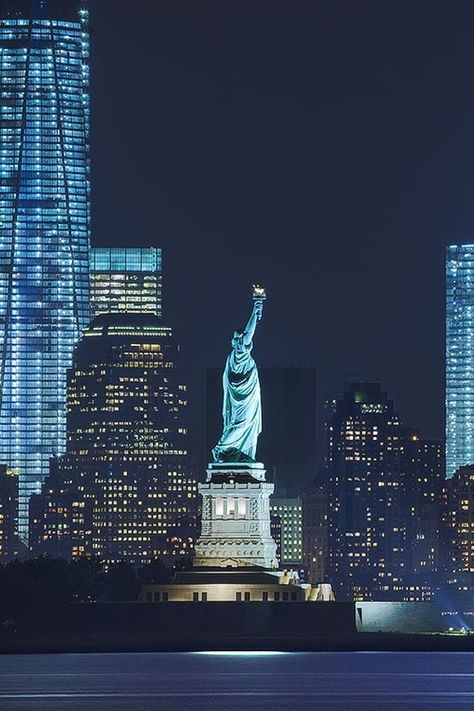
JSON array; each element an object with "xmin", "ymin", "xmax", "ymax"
[{"xmin": 212, "ymin": 340, "xmax": 261, "ymax": 462}]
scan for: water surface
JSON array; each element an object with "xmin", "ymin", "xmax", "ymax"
[{"xmin": 0, "ymin": 651, "xmax": 473, "ymax": 709}]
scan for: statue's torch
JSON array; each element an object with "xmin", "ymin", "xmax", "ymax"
[{"xmin": 252, "ymin": 284, "xmax": 266, "ymax": 321}]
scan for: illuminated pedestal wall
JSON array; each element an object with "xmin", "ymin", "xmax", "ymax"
[
  {"xmin": 140, "ymin": 569, "xmax": 334, "ymax": 602},
  {"xmin": 193, "ymin": 463, "xmax": 278, "ymax": 569}
]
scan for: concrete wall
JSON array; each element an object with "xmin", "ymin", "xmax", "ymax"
[
  {"xmin": 356, "ymin": 601, "xmax": 445, "ymax": 633},
  {"xmin": 52, "ymin": 601, "xmax": 356, "ymax": 644}
]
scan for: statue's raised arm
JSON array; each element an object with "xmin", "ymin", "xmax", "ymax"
[
  {"xmin": 212, "ymin": 286, "xmax": 266, "ymax": 463},
  {"xmin": 242, "ymin": 298, "xmax": 262, "ymax": 345}
]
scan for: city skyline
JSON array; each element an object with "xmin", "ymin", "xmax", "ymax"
[
  {"xmin": 0, "ymin": 1, "xmax": 470, "ymax": 568},
  {"xmin": 88, "ymin": 0, "xmax": 474, "ymax": 451},
  {"xmin": 2, "ymin": 5, "xmax": 474, "ymax": 700}
]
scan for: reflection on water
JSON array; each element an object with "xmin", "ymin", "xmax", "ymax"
[
  {"xmin": 198, "ymin": 650, "xmax": 287, "ymax": 656},
  {"xmin": 1, "ymin": 651, "xmax": 474, "ymax": 710}
]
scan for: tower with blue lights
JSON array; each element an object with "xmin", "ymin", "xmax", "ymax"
[
  {"xmin": 0, "ymin": 0, "xmax": 91, "ymax": 538},
  {"xmin": 446, "ymin": 245, "xmax": 474, "ymax": 479},
  {"xmin": 90, "ymin": 247, "xmax": 163, "ymax": 319}
]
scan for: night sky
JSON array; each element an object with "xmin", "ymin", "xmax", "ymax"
[{"xmin": 90, "ymin": 0, "xmax": 474, "ymax": 461}]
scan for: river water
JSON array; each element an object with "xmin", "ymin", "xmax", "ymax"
[{"xmin": 0, "ymin": 651, "xmax": 473, "ymax": 709}]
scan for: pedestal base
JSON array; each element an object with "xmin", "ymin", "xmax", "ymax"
[{"xmin": 193, "ymin": 463, "xmax": 278, "ymax": 569}]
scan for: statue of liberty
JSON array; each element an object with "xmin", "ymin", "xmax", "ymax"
[{"xmin": 212, "ymin": 286, "xmax": 266, "ymax": 463}]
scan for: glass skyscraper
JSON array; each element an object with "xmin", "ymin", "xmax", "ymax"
[
  {"xmin": 90, "ymin": 247, "xmax": 163, "ymax": 319},
  {"xmin": 0, "ymin": 0, "xmax": 90, "ymax": 538},
  {"xmin": 446, "ymin": 245, "xmax": 474, "ymax": 479}
]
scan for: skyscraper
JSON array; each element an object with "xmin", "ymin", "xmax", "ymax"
[
  {"xmin": 269, "ymin": 497, "xmax": 303, "ymax": 564},
  {"xmin": 90, "ymin": 247, "xmax": 163, "ymax": 319},
  {"xmin": 31, "ymin": 313, "xmax": 198, "ymax": 564},
  {"xmin": 0, "ymin": 465, "xmax": 21, "ymax": 560},
  {"xmin": 326, "ymin": 381, "xmax": 443, "ymax": 601},
  {"xmin": 446, "ymin": 244, "xmax": 474, "ymax": 479},
  {"xmin": 302, "ymin": 479, "xmax": 328, "ymax": 584},
  {"xmin": 327, "ymin": 382, "xmax": 408, "ymax": 600},
  {"xmin": 0, "ymin": 0, "xmax": 91, "ymax": 538},
  {"xmin": 403, "ymin": 432, "xmax": 443, "ymax": 575},
  {"xmin": 446, "ymin": 465, "xmax": 474, "ymax": 576}
]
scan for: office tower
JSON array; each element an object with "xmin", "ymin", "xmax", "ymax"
[
  {"xmin": 446, "ymin": 465, "xmax": 474, "ymax": 577},
  {"xmin": 207, "ymin": 367, "xmax": 316, "ymax": 495},
  {"xmin": 0, "ymin": 0, "xmax": 91, "ymax": 538},
  {"xmin": 446, "ymin": 244, "xmax": 474, "ymax": 479},
  {"xmin": 32, "ymin": 313, "xmax": 197, "ymax": 564},
  {"xmin": 302, "ymin": 478, "xmax": 328, "ymax": 584},
  {"xmin": 0, "ymin": 465, "xmax": 20, "ymax": 560},
  {"xmin": 326, "ymin": 381, "xmax": 445, "ymax": 601},
  {"xmin": 403, "ymin": 432, "xmax": 443, "ymax": 575},
  {"xmin": 270, "ymin": 497, "xmax": 303, "ymax": 564},
  {"xmin": 327, "ymin": 381, "xmax": 409, "ymax": 600},
  {"xmin": 90, "ymin": 247, "xmax": 162, "ymax": 319}
]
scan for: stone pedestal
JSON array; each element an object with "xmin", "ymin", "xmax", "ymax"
[{"xmin": 193, "ymin": 463, "xmax": 278, "ymax": 569}]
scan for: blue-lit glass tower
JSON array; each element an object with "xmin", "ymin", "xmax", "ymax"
[
  {"xmin": 446, "ymin": 245, "xmax": 474, "ymax": 479},
  {"xmin": 0, "ymin": 0, "xmax": 90, "ymax": 538},
  {"xmin": 90, "ymin": 247, "xmax": 163, "ymax": 318}
]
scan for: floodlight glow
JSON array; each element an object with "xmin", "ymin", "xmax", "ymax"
[{"xmin": 196, "ymin": 651, "xmax": 288, "ymax": 657}]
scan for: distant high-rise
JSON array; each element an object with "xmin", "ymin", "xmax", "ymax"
[
  {"xmin": 0, "ymin": 0, "xmax": 91, "ymax": 538},
  {"xmin": 327, "ymin": 382, "xmax": 408, "ymax": 600},
  {"xmin": 446, "ymin": 245, "xmax": 474, "ymax": 479},
  {"xmin": 0, "ymin": 465, "xmax": 20, "ymax": 560},
  {"xmin": 29, "ymin": 456, "xmax": 93, "ymax": 559},
  {"xmin": 90, "ymin": 247, "xmax": 162, "ymax": 319},
  {"xmin": 403, "ymin": 432, "xmax": 443, "ymax": 575},
  {"xmin": 446, "ymin": 465, "xmax": 474, "ymax": 576},
  {"xmin": 31, "ymin": 313, "xmax": 197, "ymax": 564},
  {"xmin": 302, "ymin": 479, "xmax": 328, "ymax": 584},
  {"xmin": 207, "ymin": 367, "xmax": 316, "ymax": 495},
  {"xmin": 326, "ymin": 381, "xmax": 443, "ymax": 601},
  {"xmin": 270, "ymin": 497, "xmax": 303, "ymax": 564}
]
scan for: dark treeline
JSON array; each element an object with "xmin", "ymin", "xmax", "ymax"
[{"xmin": 0, "ymin": 556, "xmax": 187, "ymax": 627}]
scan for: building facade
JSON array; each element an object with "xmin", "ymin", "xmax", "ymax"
[
  {"xmin": 29, "ymin": 457, "xmax": 93, "ymax": 559},
  {"xmin": 0, "ymin": 0, "xmax": 91, "ymax": 538},
  {"xmin": 140, "ymin": 568, "xmax": 323, "ymax": 603},
  {"xmin": 446, "ymin": 244, "xmax": 474, "ymax": 479},
  {"xmin": 270, "ymin": 497, "xmax": 303, "ymax": 564},
  {"xmin": 90, "ymin": 247, "xmax": 162, "ymax": 319},
  {"xmin": 0, "ymin": 465, "xmax": 20, "ymax": 560},
  {"xmin": 326, "ymin": 381, "xmax": 444, "ymax": 601},
  {"xmin": 327, "ymin": 382, "xmax": 407, "ymax": 600},
  {"xmin": 302, "ymin": 480, "xmax": 328, "ymax": 584},
  {"xmin": 403, "ymin": 433, "xmax": 443, "ymax": 576},
  {"xmin": 30, "ymin": 313, "xmax": 197, "ymax": 564},
  {"xmin": 446, "ymin": 465, "xmax": 474, "ymax": 577}
]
